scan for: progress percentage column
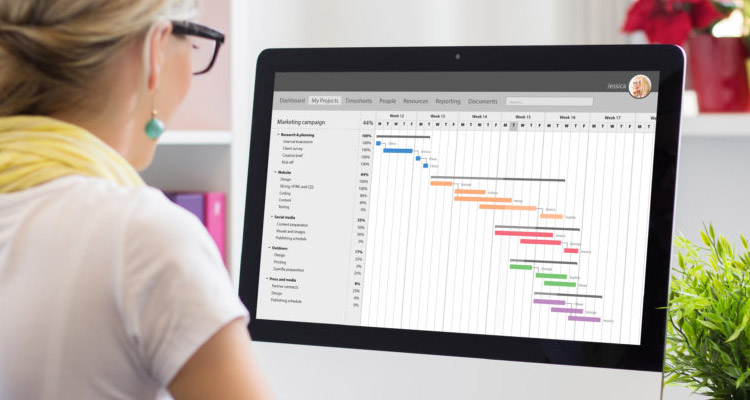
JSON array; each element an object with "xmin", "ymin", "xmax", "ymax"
[{"xmin": 345, "ymin": 112, "xmax": 377, "ymax": 325}]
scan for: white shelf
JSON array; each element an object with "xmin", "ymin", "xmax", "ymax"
[
  {"xmin": 158, "ymin": 130, "xmax": 232, "ymax": 145},
  {"xmin": 681, "ymin": 113, "xmax": 750, "ymax": 137}
]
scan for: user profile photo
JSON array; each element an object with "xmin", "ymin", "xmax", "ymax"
[{"xmin": 628, "ymin": 75, "xmax": 652, "ymax": 99}]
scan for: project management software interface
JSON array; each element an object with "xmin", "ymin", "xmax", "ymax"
[{"xmin": 257, "ymin": 72, "xmax": 658, "ymax": 346}]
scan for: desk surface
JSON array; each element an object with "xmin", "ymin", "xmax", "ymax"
[{"xmin": 663, "ymin": 386, "xmax": 707, "ymax": 399}]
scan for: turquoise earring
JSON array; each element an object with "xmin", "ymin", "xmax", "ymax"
[{"xmin": 145, "ymin": 109, "xmax": 165, "ymax": 140}]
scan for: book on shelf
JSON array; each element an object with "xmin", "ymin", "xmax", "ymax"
[
  {"xmin": 166, "ymin": 191, "xmax": 226, "ymax": 268},
  {"xmin": 204, "ymin": 192, "xmax": 226, "ymax": 265},
  {"xmin": 167, "ymin": 193, "xmax": 204, "ymax": 223}
]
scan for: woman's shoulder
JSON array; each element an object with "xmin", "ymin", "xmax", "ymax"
[
  {"xmin": 72, "ymin": 176, "xmax": 209, "ymax": 244},
  {"xmin": 20, "ymin": 175, "xmax": 207, "ymax": 242},
  {"xmin": 3, "ymin": 174, "xmax": 220, "ymax": 266},
  {"xmin": 59, "ymin": 175, "xmax": 225, "ymax": 279},
  {"xmin": 4, "ymin": 175, "xmax": 165, "ymax": 207}
]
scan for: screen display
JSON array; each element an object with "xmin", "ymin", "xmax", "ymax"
[{"xmin": 256, "ymin": 71, "xmax": 659, "ymax": 346}]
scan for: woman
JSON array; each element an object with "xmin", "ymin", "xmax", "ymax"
[
  {"xmin": 0, "ymin": 1, "xmax": 272, "ymax": 399},
  {"xmin": 630, "ymin": 75, "xmax": 652, "ymax": 99}
]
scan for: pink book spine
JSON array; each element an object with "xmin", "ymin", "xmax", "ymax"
[{"xmin": 204, "ymin": 192, "xmax": 226, "ymax": 267}]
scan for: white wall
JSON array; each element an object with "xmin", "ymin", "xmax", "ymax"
[
  {"xmin": 675, "ymin": 136, "xmax": 750, "ymax": 246},
  {"xmin": 245, "ymin": 0, "xmax": 633, "ymax": 51}
]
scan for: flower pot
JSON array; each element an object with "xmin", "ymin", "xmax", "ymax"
[{"xmin": 687, "ymin": 35, "xmax": 750, "ymax": 112}]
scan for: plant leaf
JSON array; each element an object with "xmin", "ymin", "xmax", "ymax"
[
  {"xmin": 703, "ymin": 312, "xmax": 724, "ymax": 325},
  {"xmin": 725, "ymin": 312, "xmax": 748, "ymax": 343},
  {"xmin": 666, "ymin": 227, "xmax": 750, "ymax": 394},
  {"xmin": 697, "ymin": 318, "xmax": 720, "ymax": 331},
  {"xmin": 736, "ymin": 369, "xmax": 750, "ymax": 389}
]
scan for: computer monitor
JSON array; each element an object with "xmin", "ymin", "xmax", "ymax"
[{"xmin": 240, "ymin": 45, "xmax": 684, "ymax": 399}]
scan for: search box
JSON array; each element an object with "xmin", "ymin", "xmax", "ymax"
[{"xmin": 506, "ymin": 97, "xmax": 594, "ymax": 107}]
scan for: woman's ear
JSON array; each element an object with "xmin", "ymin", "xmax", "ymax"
[{"xmin": 146, "ymin": 20, "xmax": 173, "ymax": 91}]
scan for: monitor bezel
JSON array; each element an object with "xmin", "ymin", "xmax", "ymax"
[{"xmin": 240, "ymin": 45, "xmax": 684, "ymax": 372}]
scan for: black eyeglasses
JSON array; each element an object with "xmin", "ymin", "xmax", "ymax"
[{"xmin": 171, "ymin": 20, "xmax": 225, "ymax": 75}]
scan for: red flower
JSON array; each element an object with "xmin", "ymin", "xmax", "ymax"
[
  {"xmin": 622, "ymin": 0, "xmax": 726, "ymax": 45},
  {"xmin": 689, "ymin": 0, "xmax": 725, "ymax": 28}
]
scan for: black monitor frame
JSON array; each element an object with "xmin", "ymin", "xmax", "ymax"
[{"xmin": 239, "ymin": 45, "xmax": 684, "ymax": 372}]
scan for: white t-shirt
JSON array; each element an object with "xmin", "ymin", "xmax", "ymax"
[{"xmin": 0, "ymin": 176, "xmax": 248, "ymax": 400}]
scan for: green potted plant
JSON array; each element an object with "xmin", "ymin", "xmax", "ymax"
[{"xmin": 666, "ymin": 225, "xmax": 750, "ymax": 399}]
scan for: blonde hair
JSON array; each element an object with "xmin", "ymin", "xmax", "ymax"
[
  {"xmin": 640, "ymin": 76, "xmax": 651, "ymax": 95},
  {"xmin": 0, "ymin": 0, "xmax": 199, "ymax": 117}
]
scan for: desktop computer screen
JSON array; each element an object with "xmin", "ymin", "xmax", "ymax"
[{"xmin": 240, "ymin": 46, "xmax": 684, "ymax": 399}]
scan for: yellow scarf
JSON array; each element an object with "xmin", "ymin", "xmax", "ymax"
[{"xmin": 0, "ymin": 115, "xmax": 144, "ymax": 194}]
